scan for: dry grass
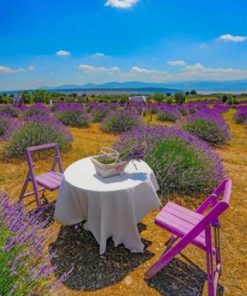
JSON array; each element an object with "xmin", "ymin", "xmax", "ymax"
[{"xmin": 0, "ymin": 110, "xmax": 246, "ymax": 296}]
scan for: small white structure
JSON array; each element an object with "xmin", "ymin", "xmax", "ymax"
[
  {"xmin": 128, "ymin": 96, "xmax": 147, "ymax": 103},
  {"xmin": 13, "ymin": 94, "xmax": 23, "ymax": 107},
  {"xmin": 126, "ymin": 96, "xmax": 147, "ymax": 116}
]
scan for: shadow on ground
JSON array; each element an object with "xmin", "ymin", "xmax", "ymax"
[
  {"xmin": 146, "ymin": 256, "xmax": 224, "ymax": 296},
  {"xmin": 49, "ymin": 222, "xmax": 154, "ymax": 291},
  {"xmin": 29, "ymin": 204, "xmax": 225, "ymax": 296},
  {"xmin": 27, "ymin": 201, "xmax": 55, "ymax": 228}
]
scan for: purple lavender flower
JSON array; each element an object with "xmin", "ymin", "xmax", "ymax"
[
  {"xmin": 180, "ymin": 110, "xmax": 231, "ymax": 146},
  {"xmin": 234, "ymin": 105, "xmax": 247, "ymax": 124},
  {"xmin": 101, "ymin": 110, "xmax": 142, "ymax": 133},
  {"xmin": 0, "ymin": 104, "xmax": 20, "ymax": 117},
  {"xmin": 21, "ymin": 103, "xmax": 50, "ymax": 119},
  {"xmin": 0, "ymin": 114, "xmax": 22, "ymax": 141},
  {"xmin": 156, "ymin": 105, "xmax": 181, "ymax": 122},
  {"xmin": 26, "ymin": 114, "xmax": 73, "ymax": 142},
  {"xmin": 53, "ymin": 102, "xmax": 84, "ymax": 112},
  {"xmin": 6, "ymin": 114, "xmax": 72, "ymax": 158},
  {"xmin": 114, "ymin": 125, "xmax": 224, "ymax": 195},
  {"xmin": 0, "ymin": 192, "xmax": 71, "ymax": 295}
]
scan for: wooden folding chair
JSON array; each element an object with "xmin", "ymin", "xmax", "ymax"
[
  {"xmin": 145, "ymin": 179, "xmax": 232, "ymax": 296},
  {"xmin": 19, "ymin": 143, "xmax": 63, "ymax": 208}
]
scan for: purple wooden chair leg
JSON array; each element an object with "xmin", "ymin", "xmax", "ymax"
[
  {"xmin": 205, "ymin": 224, "xmax": 215, "ymax": 296},
  {"xmin": 19, "ymin": 173, "xmax": 30, "ymax": 201},
  {"xmin": 145, "ymin": 179, "xmax": 232, "ymax": 296}
]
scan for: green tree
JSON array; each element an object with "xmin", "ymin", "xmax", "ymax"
[
  {"xmin": 166, "ymin": 96, "xmax": 173, "ymax": 104},
  {"xmin": 0, "ymin": 94, "xmax": 11, "ymax": 104},
  {"xmin": 21, "ymin": 90, "xmax": 33, "ymax": 104},
  {"xmin": 226, "ymin": 95, "xmax": 239, "ymax": 105},
  {"xmin": 190, "ymin": 90, "xmax": 197, "ymax": 95},
  {"xmin": 32, "ymin": 89, "xmax": 47, "ymax": 103},
  {"xmin": 175, "ymin": 93, "xmax": 186, "ymax": 104},
  {"xmin": 152, "ymin": 93, "xmax": 165, "ymax": 104},
  {"xmin": 221, "ymin": 95, "xmax": 228, "ymax": 103}
]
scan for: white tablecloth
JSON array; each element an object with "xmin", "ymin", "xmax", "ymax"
[{"xmin": 54, "ymin": 157, "xmax": 161, "ymax": 254}]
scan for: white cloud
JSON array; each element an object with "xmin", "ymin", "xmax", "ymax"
[
  {"xmin": 95, "ymin": 52, "xmax": 105, "ymax": 57},
  {"xmin": 0, "ymin": 66, "xmax": 19, "ymax": 73},
  {"xmin": 177, "ymin": 63, "xmax": 247, "ymax": 80},
  {"xmin": 130, "ymin": 66, "xmax": 156, "ymax": 74},
  {"xmin": 78, "ymin": 64, "xmax": 120, "ymax": 73},
  {"xmin": 218, "ymin": 34, "xmax": 246, "ymax": 42},
  {"xmin": 167, "ymin": 60, "xmax": 186, "ymax": 66},
  {"xmin": 0, "ymin": 65, "xmax": 34, "ymax": 74},
  {"xmin": 78, "ymin": 62, "xmax": 247, "ymax": 82},
  {"xmin": 129, "ymin": 63, "xmax": 247, "ymax": 81},
  {"xmin": 105, "ymin": 0, "xmax": 139, "ymax": 9},
  {"xmin": 27, "ymin": 65, "xmax": 34, "ymax": 71},
  {"xmin": 56, "ymin": 50, "xmax": 71, "ymax": 56}
]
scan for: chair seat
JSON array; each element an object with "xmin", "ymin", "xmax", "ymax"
[
  {"xmin": 36, "ymin": 171, "xmax": 63, "ymax": 191},
  {"xmin": 155, "ymin": 202, "xmax": 210, "ymax": 252}
]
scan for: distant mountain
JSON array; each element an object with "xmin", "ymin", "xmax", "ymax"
[
  {"xmin": 164, "ymin": 80, "xmax": 247, "ymax": 92},
  {"xmin": 2, "ymin": 80, "xmax": 247, "ymax": 93},
  {"xmin": 43, "ymin": 80, "xmax": 247, "ymax": 92},
  {"xmin": 44, "ymin": 81, "xmax": 180, "ymax": 93},
  {"xmin": 80, "ymin": 81, "xmax": 178, "ymax": 90}
]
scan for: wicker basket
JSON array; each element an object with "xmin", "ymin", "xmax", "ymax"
[{"xmin": 91, "ymin": 147, "xmax": 128, "ymax": 178}]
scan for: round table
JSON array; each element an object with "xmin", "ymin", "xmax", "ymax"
[{"xmin": 54, "ymin": 157, "xmax": 161, "ymax": 254}]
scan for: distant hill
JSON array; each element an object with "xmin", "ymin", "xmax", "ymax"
[
  {"xmin": 43, "ymin": 80, "xmax": 247, "ymax": 93},
  {"xmin": 1, "ymin": 80, "xmax": 247, "ymax": 93},
  {"xmin": 43, "ymin": 81, "xmax": 180, "ymax": 93},
  {"xmin": 165, "ymin": 80, "xmax": 247, "ymax": 92}
]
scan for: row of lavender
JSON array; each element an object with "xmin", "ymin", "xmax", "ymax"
[
  {"xmin": 234, "ymin": 105, "xmax": 247, "ymax": 125},
  {"xmin": 121, "ymin": 102, "xmax": 234, "ymax": 196},
  {"xmin": 0, "ymin": 100, "xmax": 246, "ymax": 295},
  {"xmin": 0, "ymin": 193, "xmax": 71, "ymax": 295},
  {"xmin": 0, "ymin": 101, "xmax": 246, "ymax": 156}
]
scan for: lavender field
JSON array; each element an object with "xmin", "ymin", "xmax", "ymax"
[{"xmin": 0, "ymin": 95, "xmax": 246, "ymax": 295}]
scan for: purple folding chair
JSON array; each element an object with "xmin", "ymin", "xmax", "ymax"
[
  {"xmin": 145, "ymin": 179, "xmax": 232, "ymax": 296},
  {"xmin": 19, "ymin": 143, "xmax": 63, "ymax": 208}
]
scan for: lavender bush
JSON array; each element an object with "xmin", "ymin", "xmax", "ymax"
[
  {"xmin": 177, "ymin": 105, "xmax": 189, "ymax": 116},
  {"xmin": 54, "ymin": 103, "xmax": 88, "ymax": 127},
  {"xmin": 90, "ymin": 104, "xmax": 109, "ymax": 122},
  {"xmin": 181, "ymin": 111, "xmax": 231, "ymax": 146},
  {"xmin": 101, "ymin": 110, "xmax": 141, "ymax": 133},
  {"xmin": 56, "ymin": 110, "xmax": 89, "ymax": 127},
  {"xmin": 6, "ymin": 115, "xmax": 72, "ymax": 158},
  {"xmin": 156, "ymin": 107, "xmax": 180, "ymax": 122},
  {"xmin": 21, "ymin": 103, "xmax": 50, "ymax": 119},
  {"xmin": 0, "ymin": 192, "xmax": 71, "ymax": 295},
  {"xmin": 52, "ymin": 102, "xmax": 84, "ymax": 113},
  {"xmin": 0, "ymin": 115, "xmax": 21, "ymax": 141},
  {"xmin": 114, "ymin": 126, "xmax": 224, "ymax": 196},
  {"xmin": 0, "ymin": 105, "xmax": 20, "ymax": 118},
  {"xmin": 234, "ymin": 106, "xmax": 247, "ymax": 124},
  {"xmin": 0, "ymin": 116, "xmax": 11, "ymax": 140},
  {"xmin": 146, "ymin": 104, "xmax": 159, "ymax": 114}
]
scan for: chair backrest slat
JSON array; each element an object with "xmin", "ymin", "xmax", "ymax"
[
  {"xmin": 196, "ymin": 178, "xmax": 231, "ymax": 215},
  {"xmin": 222, "ymin": 179, "xmax": 232, "ymax": 205},
  {"xmin": 204, "ymin": 179, "xmax": 231, "ymax": 223},
  {"xmin": 25, "ymin": 143, "xmax": 63, "ymax": 174},
  {"xmin": 27, "ymin": 143, "xmax": 57, "ymax": 153}
]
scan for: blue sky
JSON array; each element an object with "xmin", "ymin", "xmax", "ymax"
[{"xmin": 0, "ymin": 0, "xmax": 247, "ymax": 90}]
